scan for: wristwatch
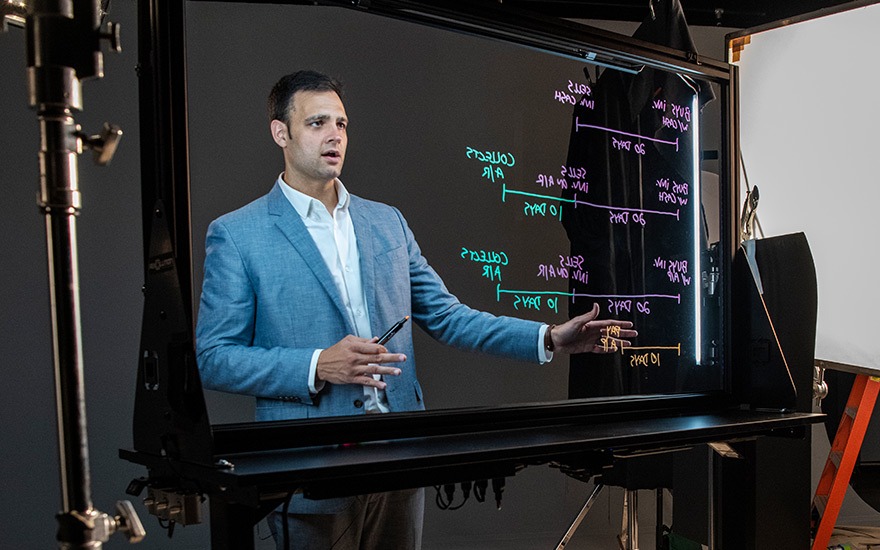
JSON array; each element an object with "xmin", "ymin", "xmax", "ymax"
[{"xmin": 544, "ymin": 324, "xmax": 556, "ymax": 352}]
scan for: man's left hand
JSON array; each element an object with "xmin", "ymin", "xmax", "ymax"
[{"xmin": 549, "ymin": 303, "xmax": 637, "ymax": 354}]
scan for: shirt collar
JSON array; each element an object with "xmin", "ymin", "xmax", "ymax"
[{"xmin": 276, "ymin": 174, "xmax": 350, "ymax": 219}]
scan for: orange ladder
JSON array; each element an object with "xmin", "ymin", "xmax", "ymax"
[{"xmin": 811, "ymin": 373, "xmax": 880, "ymax": 550}]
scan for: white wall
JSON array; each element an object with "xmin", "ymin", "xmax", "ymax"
[
  {"xmin": 736, "ymin": 5, "xmax": 880, "ymax": 371},
  {"xmin": 735, "ymin": 4, "xmax": 880, "ymax": 529}
]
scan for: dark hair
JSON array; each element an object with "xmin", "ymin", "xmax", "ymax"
[{"xmin": 267, "ymin": 70, "xmax": 344, "ymax": 126}]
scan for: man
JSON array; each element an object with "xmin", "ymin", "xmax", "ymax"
[{"xmin": 196, "ymin": 70, "xmax": 636, "ymax": 550}]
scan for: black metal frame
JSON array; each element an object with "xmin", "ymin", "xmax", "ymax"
[
  {"xmin": 123, "ymin": 3, "xmax": 837, "ymax": 548},
  {"xmin": 725, "ymin": 0, "xmax": 880, "ymax": 44},
  {"xmin": 135, "ymin": 0, "xmax": 742, "ymax": 445},
  {"xmin": 138, "ymin": 0, "xmax": 193, "ymax": 312},
  {"xmin": 120, "ymin": 405, "xmax": 822, "ymax": 549}
]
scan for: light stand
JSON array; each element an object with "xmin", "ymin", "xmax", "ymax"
[{"xmin": 3, "ymin": 0, "xmax": 143, "ymax": 547}]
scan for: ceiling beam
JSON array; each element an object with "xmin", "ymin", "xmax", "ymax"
[{"xmin": 498, "ymin": 0, "xmax": 858, "ymax": 28}]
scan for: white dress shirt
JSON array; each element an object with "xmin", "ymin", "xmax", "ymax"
[
  {"xmin": 278, "ymin": 175, "xmax": 391, "ymax": 412},
  {"xmin": 278, "ymin": 175, "xmax": 552, "ymax": 413}
]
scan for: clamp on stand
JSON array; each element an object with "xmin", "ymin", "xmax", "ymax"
[
  {"xmin": 1, "ymin": 1, "xmax": 27, "ymax": 30},
  {"xmin": 4, "ymin": 1, "xmax": 142, "ymax": 547},
  {"xmin": 57, "ymin": 501, "xmax": 146, "ymax": 546}
]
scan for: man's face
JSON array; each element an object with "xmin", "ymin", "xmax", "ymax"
[{"xmin": 276, "ymin": 90, "xmax": 348, "ymax": 188}]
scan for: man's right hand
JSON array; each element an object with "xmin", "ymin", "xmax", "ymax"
[{"xmin": 316, "ymin": 335, "xmax": 406, "ymax": 389}]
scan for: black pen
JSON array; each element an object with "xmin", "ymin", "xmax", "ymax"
[{"xmin": 377, "ymin": 315, "xmax": 409, "ymax": 345}]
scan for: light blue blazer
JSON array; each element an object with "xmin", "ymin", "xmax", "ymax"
[{"xmin": 195, "ymin": 182, "xmax": 542, "ymax": 422}]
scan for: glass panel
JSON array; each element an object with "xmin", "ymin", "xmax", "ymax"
[{"xmin": 185, "ymin": 3, "xmax": 727, "ymax": 421}]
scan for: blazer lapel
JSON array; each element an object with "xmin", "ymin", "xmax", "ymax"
[
  {"xmin": 350, "ymin": 198, "xmax": 378, "ymax": 335},
  {"xmin": 267, "ymin": 184, "xmax": 354, "ymax": 333}
]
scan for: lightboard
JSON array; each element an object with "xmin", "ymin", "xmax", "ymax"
[{"xmin": 184, "ymin": 2, "xmax": 730, "ymax": 414}]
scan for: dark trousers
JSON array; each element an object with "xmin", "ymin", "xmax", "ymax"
[{"xmin": 268, "ymin": 488, "xmax": 425, "ymax": 550}]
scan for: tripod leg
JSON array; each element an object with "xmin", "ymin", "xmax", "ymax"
[
  {"xmin": 627, "ymin": 490, "xmax": 639, "ymax": 550},
  {"xmin": 618, "ymin": 490, "xmax": 640, "ymax": 550},
  {"xmin": 555, "ymin": 483, "xmax": 604, "ymax": 550}
]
